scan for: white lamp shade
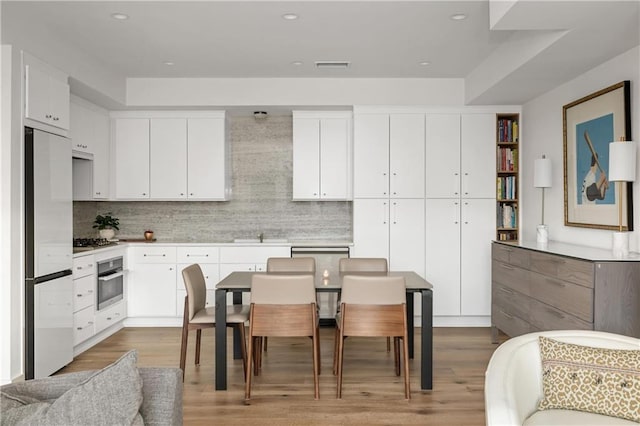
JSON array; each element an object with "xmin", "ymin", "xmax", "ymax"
[
  {"xmin": 534, "ymin": 157, "xmax": 552, "ymax": 188},
  {"xmin": 608, "ymin": 141, "xmax": 637, "ymax": 182}
]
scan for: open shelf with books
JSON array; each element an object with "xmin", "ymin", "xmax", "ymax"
[{"xmin": 496, "ymin": 114, "xmax": 519, "ymax": 241}]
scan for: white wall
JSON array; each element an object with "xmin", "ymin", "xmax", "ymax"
[
  {"xmin": 0, "ymin": 45, "xmax": 24, "ymax": 384},
  {"xmin": 521, "ymin": 46, "xmax": 640, "ymax": 252},
  {"xmin": 126, "ymin": 77, "xmax": 465, "ymax": 107}
]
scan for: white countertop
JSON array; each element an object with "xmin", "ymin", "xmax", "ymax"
[{"xmin": 494, "ymin": 240, "xmax": 640, "ymax": 262}]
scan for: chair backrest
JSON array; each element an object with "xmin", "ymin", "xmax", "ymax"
[
  {"xmin": 267, "ymin": 257, "xmax": 316, "ymax": 273},
  {"xmin": 251, "ymin": 274, "xmax": 316, "ymax": 304},
  {"xmin": 341, "ymin": 275, "xmax": 405, "ymax": 305},
  {"xmin": 339, "ymin": 257, "xmax": 388, "ymax": 273},
  {"xmin": 182, "ymin": 264, "xmax": 207, "ymax": 321}
]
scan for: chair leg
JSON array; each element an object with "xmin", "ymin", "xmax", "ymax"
[
  {"xmin": 332, "ymin": 325, "xmax": 340, "ymax": 375},
  {"xmin": 402, "ymin": 336, "xmax": 411, "ymax": 400},
  {"xmin": 264, "ymin": 336, "xmax": 268, "ymax": 352},
  {"xmin": 179, "ymin": 324, "xmax": 188, "ymax": 377},
  {"xmin": 336, "ymin": 330, "xmax": 345, "ymax": 399},
  {"xmin": 245, "ymin": 334, "xmax": 254, "ymax": 402},
  {"xmin": 394, "ymin": 337, "xmax": 401, "ymax": 376},
  {"xmin": 312, "ymin": 328, "xmax": 320, "ymax": 400},
  {"xmin": 237, "ymin": 324, "xmax": 248, "ymax": 381},
  {"xmin": 195, "ymin": 329, "xmax": 202, "ymax": 365},
  {"xmin": 387, "ymin": 336, "xmax": 391, "ymax": 352},
  {"xmin": 316, "ymin": 325, "xmax": 322, "ymax": 376},
  {"xmin": 253, "ymin": 337, "xmax": 261, "ymax": 376}
]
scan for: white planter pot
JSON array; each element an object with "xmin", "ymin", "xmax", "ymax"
[{"xmin": 99, "ymin": 228, "xmax": 116, "ymax": 240}]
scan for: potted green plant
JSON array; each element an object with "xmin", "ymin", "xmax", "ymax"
[{"xmin": 93, "ymin": 212, "xmax": 120, "ymax": 240}]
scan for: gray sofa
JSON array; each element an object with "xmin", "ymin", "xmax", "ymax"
[{"xmin": 1, "ymin": 367, "xmax": 183, "ymax": 425}]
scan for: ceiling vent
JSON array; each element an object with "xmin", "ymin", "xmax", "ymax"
[{"xmin": 315, "ymin": 61, "xmax": 350, "ymax": 69}]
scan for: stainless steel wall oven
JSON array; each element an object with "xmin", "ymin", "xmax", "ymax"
[{"xmin": 97, "ymin": 256, "xmax": 124, "ymax": 310}]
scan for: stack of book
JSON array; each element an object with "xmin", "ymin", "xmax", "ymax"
[
  {"xmin": 497, "ymin": 204, "xmax": 517, "ymax": 229},
  {"xmin": 497, "ymin": 176, "xmax": 517, "ymax": 200},
  {"xmin": 498, "ymin": 119, "xmax": 519, "ymax": 142}
]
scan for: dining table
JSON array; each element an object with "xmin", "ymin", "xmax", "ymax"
[{"xmin": 214, "ymin": 269, "xmax": 433, "ymax": 391}]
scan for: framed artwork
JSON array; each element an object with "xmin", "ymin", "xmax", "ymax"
[{"xmin": 563, "ymin": 80, "xmax": 632, "ymax": 230}]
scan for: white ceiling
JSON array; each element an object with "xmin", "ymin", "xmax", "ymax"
[{"xmin": 2, "ymin": 0, "xmax": 639, "ymax": 107}]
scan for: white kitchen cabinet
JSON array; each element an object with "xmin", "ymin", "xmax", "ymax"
[
  {"xmin": 71, "ymin": 97, "xmax": 110, "ymax": 200},
  {"xmin": 352, "ymin": 198, "xmax": 425, "ymax": 277},
  {"xmin": 425, "ymin": 198, "xmax": 495, "ymax": 316},
  {"xmin": 127, "ymin": 246, "xmax": 177, "ymax": 317},
  {"xmin": 72, "ymin": 254, "xmax": 96, "ymax": 346},
  {"xmin": 150, "ymin": 118, "xmax": 188, "ymax": 199},
  {"xmin": 425, "ymin": 113, "xmax": 495, "ymax": 199},
  {"xmin": 25, "ymin": 64, "xmax": 70, "ymax": 130},
  {"xmin": 95, "ymin": 301, "xmax": 127, "ymax": 334},
  {"xmin": 113, "ymin": 118, "xmax": 150, "ymax": 199},
  {"xmin": 112, "ymin": 113, "xmax": 229, "ymax": 201},
  {"xmin": 187, "ymin": 118, "xmax": 229, "ymax": 200},
  {"xmin": 354, "ymin": 113, "xmax": 425, "ymax": 199},
  {"xmin": 292, "ymin": 111, "xmax": 352, "ymax": 201}
]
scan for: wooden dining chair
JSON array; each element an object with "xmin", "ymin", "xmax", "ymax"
[
  {"xmin": 333, "ymin": 257, "xmax": 391, "ymax": 375},
  {"xmin": 335, "ymin": 275, "xmax": 410, "ymax": 399},
  {"xmin": 245, "ymin": 274, "xmax": 320, "ymax": 401},
  {"xmin": 262, "ymin": 257, "xmax": 316, "ymax": 352},
  {"xmin": 180, "ymin": 264, "xmax": 249, "ymax": 381}
]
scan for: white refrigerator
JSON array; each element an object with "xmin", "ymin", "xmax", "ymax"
[{"xmin": 24, "ymin": 127, "xmax": 74, "ymax": 380}]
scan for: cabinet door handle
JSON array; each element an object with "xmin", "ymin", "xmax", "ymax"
[
  {"xmin": 382, "ymin": 202, "xmax": 388, "ymax": 225},
  {"xmin": 463, "ymin": 172, "xmax": 469, "ymax": 195},
  {"xmin": 500, "ymin": 310, "xmax": 514, "ymax": 319},
  {"xmin": 392, "ymin": 202, "xmax": 397, "ymax": 225},
  {"xmin": 190, "ymin": 193, "xmax": 194, "ymax": 196},
  {"xmin": 453, "ymin": 202, "xmax": 459, "ymax": 224},
  {"xmin": 45, "ymin": 114, "xmax": 52, "ymax": 119},
  {"xmin": 453, "ymin": 172, "xmax": 460, "ymax": 195}
]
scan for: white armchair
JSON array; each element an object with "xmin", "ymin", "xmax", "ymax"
[{"xmin": 485, "ymin": 330, "xmax": 640, "ymax": 426}]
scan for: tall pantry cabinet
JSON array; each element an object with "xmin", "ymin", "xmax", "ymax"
[
  {"xmin": 424, "ymin": 113, "xmax": 496, "ymax": 317},
  {"xmin": 352, "ymin": 113, "xmax": 425, "ymax": 277}
]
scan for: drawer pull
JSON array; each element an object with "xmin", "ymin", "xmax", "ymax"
[
  {"xmin": 545, "ymin": 307, "xmax": 565, "ymax": 319},
  {"xmin": 500, "ymin": 264, "xmax": 515, "ymax": 271},
  {"xmin": 186, "ymin": 254, "xmax": 209, "ymax": 257},
  {"xmin": 546, "ymin": 278, "xmax": 565, "ymax": 287},
  {"xmin": 144, "ymin": 254, "xmax": 166, "ymax": 257},
  {"xmin": 499, "ymin": 287, "xmax": 514, "ymax": 295},
  {"xmin": 500, "ymin": 310, "xmax": 514, "ymax": 319},
  {"xmin": 77, "ymin": 294, "xmax": 83, "ymax": 297}
]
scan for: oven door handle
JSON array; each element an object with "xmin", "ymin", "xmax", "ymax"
[{"xmin": 98, "ymin": 271, "xmax": 124, "ymax": 281}]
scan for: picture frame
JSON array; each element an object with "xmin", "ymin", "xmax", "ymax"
[{"xmin": 563, "ymin": 80, "xmax": 632, "ymax": 230}]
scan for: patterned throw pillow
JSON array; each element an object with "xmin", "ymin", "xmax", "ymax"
[{"xmin": 538, "ymin": 336, "xmax": 640, "ymax": 422}]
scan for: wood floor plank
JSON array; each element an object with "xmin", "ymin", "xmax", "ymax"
[{"xmin": 58, "ymin": 326, "xmax": 507, "ymax": 425}]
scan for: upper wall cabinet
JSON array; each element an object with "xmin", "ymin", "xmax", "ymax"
[
  {"xmin": 425, "ymin": 113, "xmax": 495, "ymax": 199},
  {"xmin": 24, "ymin": 63, "xmax": 70, "ymax": 131},
  {"xmin": 353, "ymin": 113, "xmax": 425, "ymax": 199},
  {"xmin": 71, "ymin": 97, "xmax": 110, "ymax": 200},
  {"xmin": 112, "ymin": 112, "xmax": 230, "ymax": 201},
  {"xmin": 113, "ymin": 118, "xmax": 150, "ymax": 199},
  {"xmin": 292, "ymin": 111, "xmax": 353, "ymax": 201}
]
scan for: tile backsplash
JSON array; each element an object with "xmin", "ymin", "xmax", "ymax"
[{"xmin": 73, "ymin": 115, "xmax": 352, "ymax": 242}]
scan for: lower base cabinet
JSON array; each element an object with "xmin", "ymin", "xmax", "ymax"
[
  {"xmin": 95, "ymin": 301, "xmax": 127, "ymax": 333},
  {"xmin": 491, "ymin": 241, "xmax": 640, "ymax": 340}
]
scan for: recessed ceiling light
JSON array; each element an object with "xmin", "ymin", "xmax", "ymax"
[
  {"xmin": 163, "ymin": 61, "xmax": 175, "ymax": 66},
  {"xmin": 291, "ymin": 61, "xmax": 303, "ymax": 66},
  {"xmin": 282, "ymin": 13, "xmax": 299, "ymax": 20},
  {"xmin": 419, "ymin": 61, "xmax": 431, "ymax": 66},
  {"xmin": 450, "ymin": 13, "xmax": 467, "ymax": 20},
  {"xmin": 111, "ymin": 12, "xmax": 129, "ymax": 20}
]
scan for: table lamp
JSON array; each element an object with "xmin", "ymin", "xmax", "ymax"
[
  {"xmin": 534, "ymin": 155, "xmax": 552, "ymax": 244},
  {"xmin": 608, "ymin": 137, "xmax": 636, "ymax": 257}
]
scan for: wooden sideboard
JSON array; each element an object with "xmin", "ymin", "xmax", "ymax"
[{"xmin": 491, "ymin": 241, "xmax": 640, "ymax": 342}]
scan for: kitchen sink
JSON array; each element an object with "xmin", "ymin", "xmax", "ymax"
[{"xmin": 233, "ymin": 238, "xmax": 288, "ymax": 244}]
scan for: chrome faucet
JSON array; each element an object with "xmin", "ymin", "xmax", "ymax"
[{"xmin": 258, "ymin": 232, "xmax": 264, "ymax": 243}]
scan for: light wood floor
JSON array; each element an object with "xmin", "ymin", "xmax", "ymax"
[{"xmin": 59, "ymin": 326, "xmax": 508, "ymax": 425}]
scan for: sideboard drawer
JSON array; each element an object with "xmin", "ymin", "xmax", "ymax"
[
  {"xmin": 529, "ymin": 298, "xmax": 592, "ymax": 331},
  {"xmin": 529, "ymin": 252, "xmax": 594, "ymax": 288},
  {"xmin": 529, "ymin": 271, "xmax": 593, "ymax": 322},
  {"xmin": 493, "ymin": 283, "xmax": 530, "ymax": 320},
  {"xmin": 492, "ymin": 306, "xmax": 531, "ymax": 338},
  {"xmin": 491, "ymin": 260, "xmax": 530, "ymax": 296}
]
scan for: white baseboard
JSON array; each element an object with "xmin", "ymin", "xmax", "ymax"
[
  {"xmin": 432, "ymin": 316, "xmax": 491, "ymax": 327},
  {"xmin": 123, "ymin": 317, "xmax": 182, "ymax": 327}
]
